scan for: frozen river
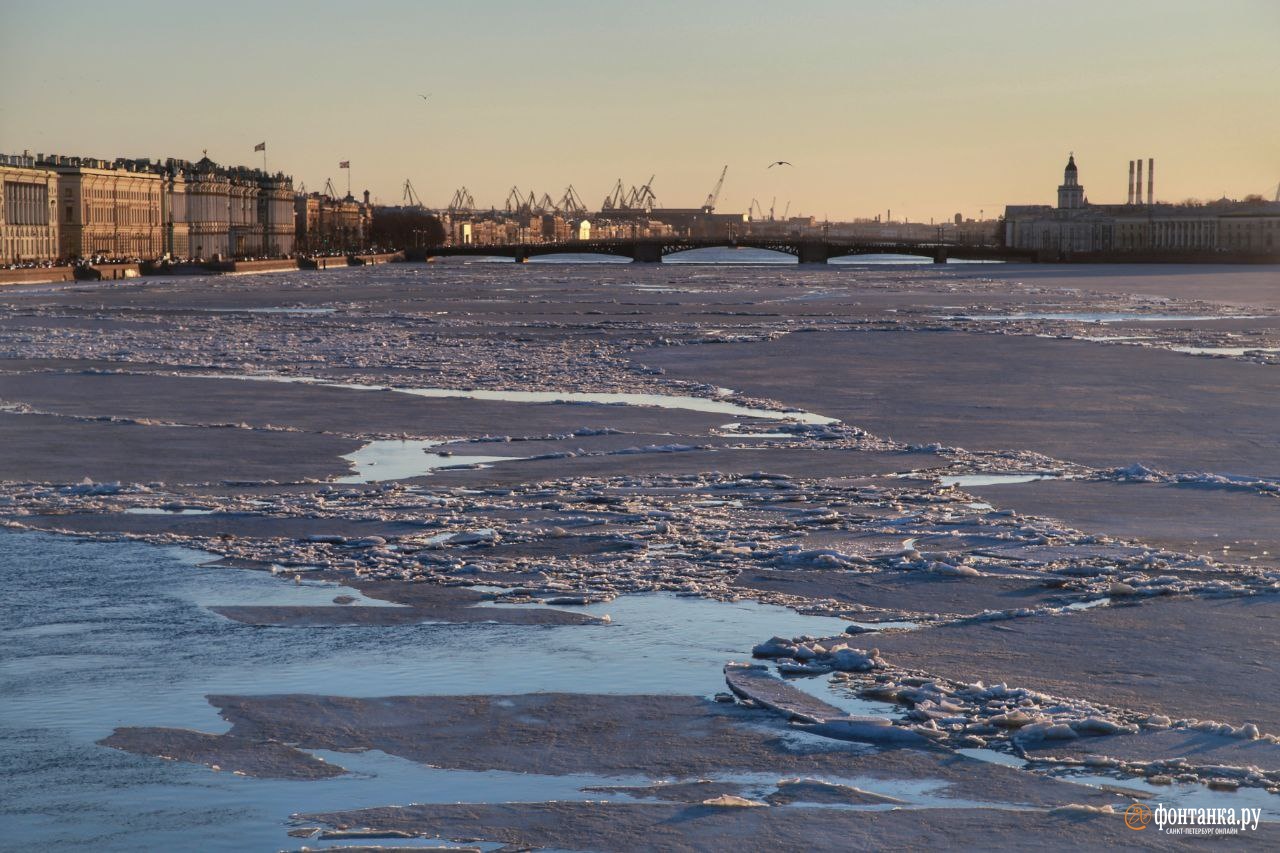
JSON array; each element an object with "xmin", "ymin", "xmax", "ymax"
[{"xmin": 2, "ymin": 261, "xmax": 1278, "ymax": 849}]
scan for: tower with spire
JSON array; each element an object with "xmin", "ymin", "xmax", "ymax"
[{"xmin": 1057, "ymin": 153, "xmax": 1085, "ymax": 210}]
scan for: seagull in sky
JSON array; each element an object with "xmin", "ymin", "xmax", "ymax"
[
  {"xmin": 418, "ymin": 93, "xmax": 432, "ymax": 100},
  {"xmin": 768, "ymin": 160, "xmax": 793, "ymax": 168}
]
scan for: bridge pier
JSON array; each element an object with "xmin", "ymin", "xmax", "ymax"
[
  {"xmin": 932, "ymin": 247, "xmax": 948, "ymax": 264},
  {"xmin": 630, "ymin": 243, "xmax": 663, "ymax": 263},
  {"xmin": 796, "ymin": 242, "xmax": 828, "ymax": 265}
]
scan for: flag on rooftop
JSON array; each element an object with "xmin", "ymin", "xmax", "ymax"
[
  {"xmin": 253, "ymin": 142, "xmax": 266, "ymax": 152},
  {"xmin": 339, "ymin": 161, "xmax": 350, "ymax": 169}
]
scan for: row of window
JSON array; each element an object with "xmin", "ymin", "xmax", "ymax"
[
  {"xmin": 3, "ymin": 182, "xmax": 50, "ymax": 225},
  {"xmin": 2, "ymin": 235, "xmax": 56, "ymax": 258},
  {"xmin": 64, "ymin": 205, "xmax": 160, "ymax": 225}
]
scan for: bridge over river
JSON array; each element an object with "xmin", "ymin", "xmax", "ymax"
[{"xmin": 410, "ymin": 238, "xmax": 1037, "ymax": 264}]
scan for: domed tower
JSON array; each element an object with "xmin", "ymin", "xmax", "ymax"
[{"xmin": 1057, "ymin": 154, "xmax": 1085, "ymax": 210}]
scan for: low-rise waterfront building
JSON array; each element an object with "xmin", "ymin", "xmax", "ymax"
[
  {"xmin": 1219, "ymin": 207, "xmax": 1280, "ymax": 254},
  {"xmin": 294, "ymin": 190, "xmax": 372, "ymax": 253},
  {"xmin": 1005, "ymin": 156, "xmax": 1280, "ymax": 257}
]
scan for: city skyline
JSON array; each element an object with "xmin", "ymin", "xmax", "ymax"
[{"xmin": 2, "ymin": 0, "xmax": 1278, "ymax": 219}]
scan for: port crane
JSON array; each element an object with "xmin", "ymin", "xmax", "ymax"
[
  {"xmin": 506, "ymin": 187, "xmax": 578, "ymax": 216},
  {"xmin": 630, "ymin": 176, "xmax": 658, "ymax": 212},
  {"xmin": 632, "ymin": 174, "xmax": 655, "ymax": 211},
  {"xmin": 505, "ymin": 187, "xmax": 538, "ymax": 215},
  {"xmin": 701, "ymin": 165, "xmax": 728, "ymax": 213},
  {"xmin": 559, "ymin": 185, "xmax": 588, "ymax": 215},
  {"xmin": 401, "ymin": 179, "xmax": 424, "ymax": 208},
  {"xmin": 447, "ymin": 187, "xmax": 475, "ymax": 213},
  {"xmin": 601, "ymin": 179, "xmax": 627, "ymax": 211},
  {"xmin": 602, "ymin": 177, "xmax": 658, "ymax": 212}
]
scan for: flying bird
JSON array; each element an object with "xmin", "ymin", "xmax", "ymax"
[
  {"xmin": 418, "ymin": 93, "xmax": 432, "ymax": 100},
  {"xmin": 768, "ymin": 161, "xmax": 793, "ymax": 168}
]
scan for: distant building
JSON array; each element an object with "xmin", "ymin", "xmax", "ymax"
[
  {"xmin": 1057, "ymin": 155, "xmax": 1086, "ymax": 210},
  {"xmin": 294, "ymin": 190, "xmax": 372, "ymax": 253},
  {"xmin": 0, "ymin": 153, "xmax": 59, "ymax": 264},
  {"xmin": 295, "ymin": 194, "xmax": 322, "ymax": 249},
  {"xmin": 1005, "ymin": 155, "xmax": 1280, "ymax": 256},
  {"xmin": 159, "ymin": 168, "xmax": 190, "ymax": 259},
  {"xmin": 181, "ymin": 158, "xmax": 232, "ymax": 259},
  {"xmin": 590, "ymin": 217, "xmax": 676, "ymax": 241},
  {"xmin": 1219, "ymin": 207, "xmax": 1280, "ymax": 254},
  {"xmin": 1003, "ymin": 156, "xmax": 1114, "ymax": 253},
  {"xmin": 170, "ymin": 157, "xmax": 297, "ymax": 259},
  {"xmin": 1, "ymin": 151, "xmax": 298, "ymax": 262}
]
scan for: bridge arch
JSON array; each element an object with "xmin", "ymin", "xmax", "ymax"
[
  {"xmin": 521, "ymin": 244, "xmax": 634, "ymax": 262},
  {"xmin": 524, "ymin": 251, "xmax": 632, "ymax": 264},
  {"xmin": 661, "ymin": 245, "xmax": 799, "ymax": 264},
  {"xmin": 827, "ymin": 249, "xmax": 939, "ymax": 264}
]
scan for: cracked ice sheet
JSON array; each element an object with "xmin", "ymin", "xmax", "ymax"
[
  {"xmin": 969, "ymin": 478, "xmax": 1280, "ymax": 571},
  {"xmin": 0, "ymin": 412, "xmax": 359, "ymax": 485},
  {"xmin": 196, "ymin": 692, "xmax": 1116, "ymax": 811},
  {"xmin": 641, "ymin": 328, "xmax": 1280, "ymax": 477},
  {"xmin": 427, "ymin": 448, "xmax": 942, "ymax": 487},
  {"xmin": 966, "ymin": 265, "xmax": 1280, "ymax": 312},
  {"xmin": 3, "ymin": 263, "xmax": 1278, "ymax": 846},
  {"xmin": 300, "ymin": 801, "xmax": 1229, "ymax": 852},
  {"xmin": 733, "ymin": 569, "xmax": 1068, "ymax": 619},
  {"xmin": 869, "ymin": 594, "xmax": 1280, "ymax": 733},
  {"xmin": 0, "ymin": 370, "xmax": 737, "ymax": 439},
  {"xmin": 10, "ymin": 512, "xmax": 437, "ymax": 541},
  {"xmin": 1020, "ymin": 727, "xmax": 1280, "ymax": 772}
]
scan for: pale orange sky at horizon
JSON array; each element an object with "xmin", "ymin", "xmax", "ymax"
[{"xmin": 2, "ymin": 0, "xmax": 1277, "ymax": 221}]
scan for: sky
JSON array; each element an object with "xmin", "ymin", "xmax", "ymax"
[{"xmin": 2, "ymin": 0, "xmax": 1277, "ymax": 221}]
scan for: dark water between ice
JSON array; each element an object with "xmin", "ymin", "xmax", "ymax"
[{"xmin": 0, "ymin": 530, "xmax": 867, "ymax": 850}]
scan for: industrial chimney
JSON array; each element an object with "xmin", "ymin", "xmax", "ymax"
[
  {"xmin": 1128, "ymin": 161, "xmax": 1135, "ymax": 204},
  {"xmin": 1136, "ymin": 159, "xmax": 1144, "ymax": 208},
  {"xmin": 1147, "ymin": 158, "xmax": 1154, "ymax": 205}
]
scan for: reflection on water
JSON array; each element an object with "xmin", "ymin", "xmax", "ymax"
[
  {"xmin": 527, "ymin": 253, "xmax": 631, "ymax": 265},
  {"xmin": 337, "ymin": 439, "xmax": 521, "ymax": 483},
  {"xmin": 663, "ymin": 247, "xmax": 797, "ymax": 265},
  {"xmin": 830, "ymin": 253, "xmax": 931, "ymax": 266},
  {"xmin": 1169, "ymin": 345, "xmax": 1280, "ymax": 356},
  {"xmin": 203, "ymin": 372, "xmax": 838, "ymax": 424},
  {"xmin": 193, "ymin": 306, "xmax": 337, "ymax": 315},
  {"xmin": 940, "ymin": 473, "xmax": 1059, "ymax": 487},
  {"xmin": 123, "ymin": 507, "xmax": 215, "ymax": 515}
]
